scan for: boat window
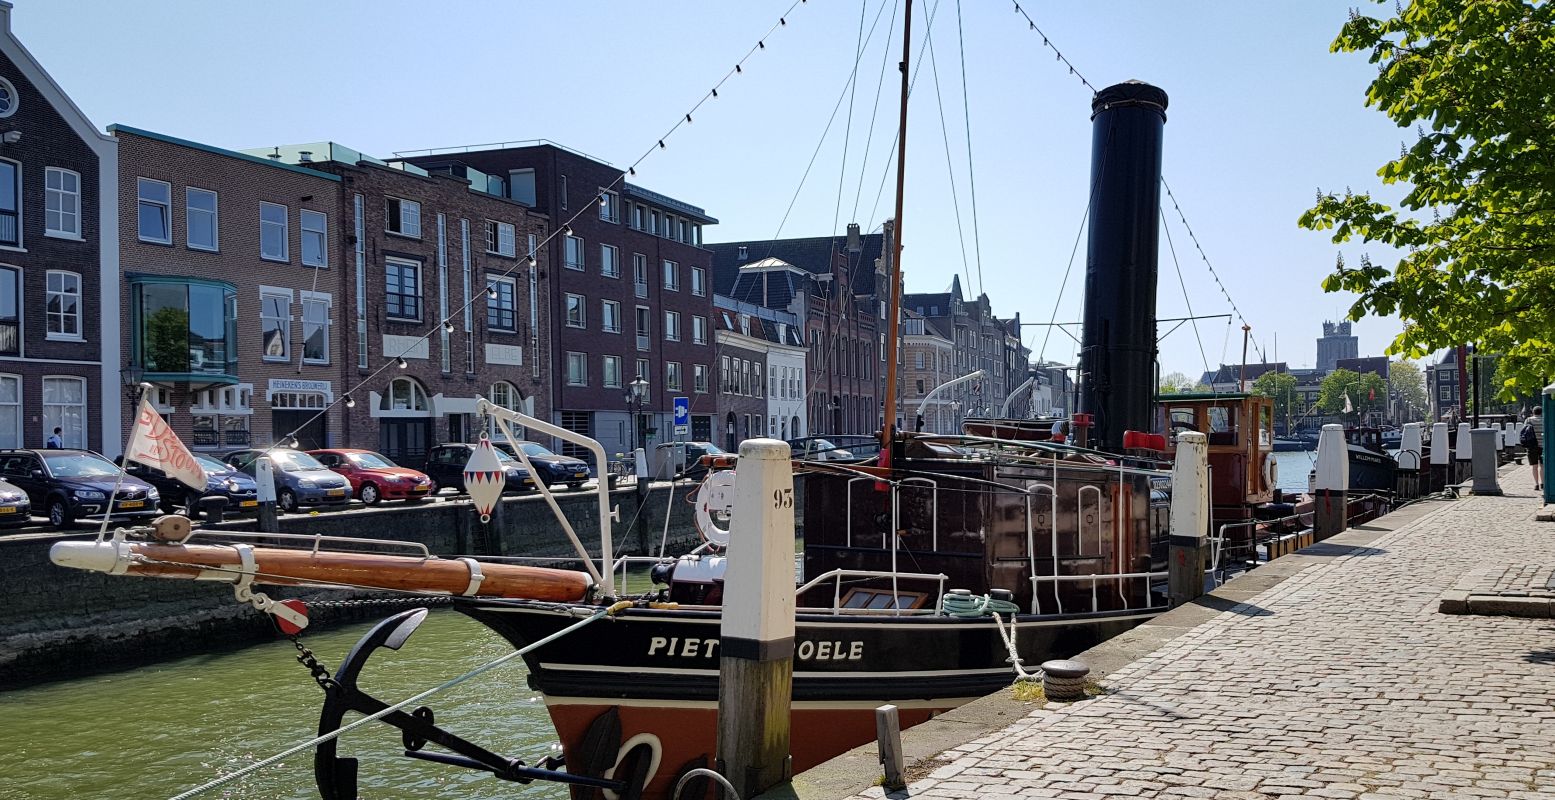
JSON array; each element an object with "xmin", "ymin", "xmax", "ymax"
[
  {"xmin": 1207, "ymin": 406, "xmax": 1238, "ymax": 446},
  {"xmin": 1166, "ymin": 407, "xmax": 1198, "ymax": 443},
  {"xmin": 837, "ymin": 588, "xmax": 927, "ymax": 611},
  {"xmin": 1259, "ymin": 405, "xmax": 1272, "ymax": 448}
]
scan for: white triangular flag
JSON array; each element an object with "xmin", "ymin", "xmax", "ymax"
[
  {"xmin": 1342, "ymin": 391, "xmax": 1354, "ymax": 414},
  {"xmin": 125, "ymin": 396, "xmax": 208, "ymax": 490}
]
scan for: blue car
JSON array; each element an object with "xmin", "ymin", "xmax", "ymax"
[
  {"xmin": 223, "ymin": 448, "xmax": 352, "ymax": 513},
  {"xmin": 122, "ymin": 453, "xmax": 261, "ymax": 518},
  {"xmin": 497, "ymin": 441, "xmax": 593, "ymax": 490}
]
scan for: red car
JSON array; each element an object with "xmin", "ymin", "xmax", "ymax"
[{"xmin": 309, "ymin": 449, "xmax": 433, "ymax": 506}]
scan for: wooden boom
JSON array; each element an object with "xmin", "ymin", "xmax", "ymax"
[{"xmin": 49, "ymin": 539, "xmax": 593, "ymax": 603}]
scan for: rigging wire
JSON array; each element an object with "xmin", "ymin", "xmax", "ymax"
[
  {"xmin": 955, "ymin": 0, "xmax": 986, "ymax": 298},
  {"xmin": 1159, "ymin": 207, "xmax": 1213, "ymax": 379},
  {"xmin": 1161, "ymin": 177, "xmax": 1267, "ymax": 363},
  {"xmin": 830, "ymin": 0, "xmax": 873, "ymax": 241},
  {"xmin": 249, "ymin": 0, "xmax": 813, "ymax": 460},
  {"xmin": 850, "ymin": 0, "xmax": 902, "ymax": 223},
  {"xmin": 1036, "ymin": 118, "xmax": 1114, "ymax": 366},
  {"xmin": 924, "ymin": 0, "xmax": 975, "ymax": 298}
]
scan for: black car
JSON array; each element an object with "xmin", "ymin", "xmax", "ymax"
[
  {"xmin": 0, "ymin": 449, "xmax": 160, "ymax": 528},
  {"xmin": 121, "ymin": 453, "xmax": 261, "ymax": 518},
  {"xmin": 423, "ymin": 443, "xmax": 533, "ymax": 495},
  {"xmin": 495, "ymin": 441, "xmax": 592, "ymax": 490}
]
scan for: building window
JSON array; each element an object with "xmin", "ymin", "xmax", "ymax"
[
  {"xmin": 635, "ymin": 306, "xmax": 651, "ymax": 351},
  {"xmin": 565, "ymin": 293, "xmax": 587, "ymax": 328},
  {"xmin": 260, "ymin": 289, "xmax": 291, "ymax": 361},
  {"xmin": 486, "ymin": 220, "xmax": 516, "ymax": 257},
  {"xmin": 692, "ymin": 315, "xmax": 707, "ymax": 345},
  {"xmin": 603, "ymin": 355, "xmax": 622, "ymax": 388},
  {"xmin": 633, "ymin": 253, "xmax": 648, "ymax": 298},
  {"xmin": 0, "ymin": 267, "xmax": 14, "ymax": 356},
  {"xmin": 489, "ymin": 380, "xmax": 522, "ymax": 414},
  {"xmin": 691, "ymin": 266, "xmax": 705, "ymax": 296},
  {"xmin": 662, "ymin": 259, "xmax": 679, "ymax": 291},
  {"xmin": 564, "ymin": 235, "xmax": 584, "ymax": 270},
  {"xmin": 383, "ymin": 376, "xmax": 429, "ymax": 411},
  {"xmin": 650, "ymin": 210, "xmax": 659, "ymax": 235},
  {"xmin": 133, "ymin": 279, "xmax": 236, "ymax": 375},
  {"xmin": 694, "ymin": 364, "xmax": 708, "ymax": 393},
  {"xmin": 385, "ymin": 258, "xmax": 421, "ymax": 321},
  {"xmin": 45, "ymin": 271, "xmax": 81, "ymax": 340},
  {"xmin": 260, "ymin": 201, "xmax": 289, "ymax": 262},
  {"xmin": 634, "ymin": 205, "xmax": 646, "ymax": 230},
  {"xmin": 665, "ymin": 310, "xmax": 681, "ymax": 342},
  {"xmin": 602, "ymin": 299, "xmax": 621, "ymax": 334},
  {"xmin": 44, "ymin": 167, "xmax": 81, "ymax": 238},
  {"xmin": 0, "ymin": 374, "xmax": 19, "ymax": 448},
  {"xmin": 598, "ymin": 190, "xmax": 619, "ymax": 223},
  {"xmin": 302, "ymin": 292, "xmax": 330, "ymax": 364},
  {"xmin": 559, "ymin": 175, "xmax": 568, "ymax": 210},
  {"xmin": 186, "ymin": 188, "xmax": 218, "ymax": 251},
  {"xmin": 666, "ymin": 362, "xmax": 683, "ymax": 393},
  {"xmin": 387, "ymin": 197, "xmax": 421, "ymax": 238},
  {"xmin": 600, "ymin": 243, "xmax": 619, "ymax": 277},
  {"xmin": 136, "ymin": 177, "xmax": 171, "ymax": 244},
  {"xmin": 300, "ymin": 209, "xmax": 328, "ymax": 267},
  {"xmin": 42, "ymin": 377, "xmax": 86, "ymax": 450},
  {"xmin": 487, "ymin": 276, "xmax": 517, "ymax": 332},
  {"xmin": 566, "ymin": 352, "xmax": 588, "ymax": 386},
  {"xmin": 0, "ymin": 78, "xmax": 17, "ymax": 117},
  {"xmin": 636, "ymin": 358, "xmax": 650, "ymax": 384}
]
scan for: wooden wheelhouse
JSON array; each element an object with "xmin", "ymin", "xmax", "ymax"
[{"xmin": 1156, "ymin": 393, "xmax": 1277, "ymax": 521}]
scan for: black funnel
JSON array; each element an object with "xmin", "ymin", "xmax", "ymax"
[{"xmin": 1079, "ymin": 80, "xmax": 1168, "ymax": 451}]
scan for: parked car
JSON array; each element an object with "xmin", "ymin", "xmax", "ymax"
[
  {"xmin": 0, "ymin": 477, "xmax": 30, "ymax": 527},
  {"xmin": 309, "ymin": 448, "xmax": 433, "ymax": 506},
  {"xmin": 786, "ymin": 437, "xmax": 858, "ymax": 462},
  {"xmin": 423, "ymin": 443, "xmax": 533, "ymax": 496},
  {"xmin": 494, "ymin": 441, "xmax": 592, "ymax": 490},
  {"xmin": 0, "ymin": 448, "xmax": 160, "ymax": 528},
  {"xmin": 223, "ymin": 448, "xmax": 352, "ymax": 512},
  {"xmin": 120, "ymin": 453, "xmax": 261, "ymax": 517}
]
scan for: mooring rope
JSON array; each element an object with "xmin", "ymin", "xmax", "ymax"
[{"xmin": 165, "ymin": 605, "xmax": 615, "ymax": 800}]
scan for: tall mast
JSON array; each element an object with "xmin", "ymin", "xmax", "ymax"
[{"xmin": 880, "ymin": 0, "xmax": 912, "ymax": 465}]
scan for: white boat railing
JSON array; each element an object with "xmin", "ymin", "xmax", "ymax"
[{"xmin": 795, "ymin": 568, "xmax": 949, "ymax": 616}]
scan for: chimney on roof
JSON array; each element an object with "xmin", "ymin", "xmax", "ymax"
[
  {"xmin": 846, "ymin": 223, "xmax": 861, "ymax": 254},
  {"xmin": 737, "ymin": 245, "xmax": 748, "ymax": 261},
  {"xmin": 297, "ymin": 150, "xmax": 313, "ymax": 163}
]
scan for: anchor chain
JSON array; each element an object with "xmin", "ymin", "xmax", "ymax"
[{"xmin": 289, "ymin": 635, "xmax": 338, "ymax": 692}]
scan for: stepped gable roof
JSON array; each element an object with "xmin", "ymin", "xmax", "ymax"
[{"xmin": 708, "ymin": 233, "xmax": 885, "ymax": 296}]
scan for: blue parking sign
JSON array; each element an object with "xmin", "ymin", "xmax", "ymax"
[{"xmin": 673, "ymin": 397, "xmax": 690, "ymax": 425}]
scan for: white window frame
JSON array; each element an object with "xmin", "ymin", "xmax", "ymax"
[
  {"xmin": 300, "ymin": 290, "xmax": 331, "ymax": 365},
  {"xmin": 45, "ymin": 270, "xmax": 82, "ymax": 341},
  {"xmin": 0, "ymin": 78, "xmax": 18, "ymax": 119},
  {"xmin": 564, "ymin": 235, "xmax": 585, "ymax": 270},
  {"xmin": 691, "ymin": 266, "xmax": 705, "ymax": 297},
  {"xmin": 185, "ymin": 187, "xmax": 218, "ymax": 251},
  {"xmin": 566, "ymin": 351, "xmax": 588, "ymax": 386},
  {"xmin": 260, "ymin": 286, "xmax": 293, "ymax": 362},
  {"xmin": 259, "ymin": 201, "xmax": 289, "ymax": 262},
  {"xmin": 487, "ymin": 220, "xmax": 516, "ymax": 257},
  {"xmin": 42, "ymin": 375, "xmax": 87, "ymax": 450},
  {"xmin": 44, "ymin": 167, "xmax": 81, "ymax": 239},
  {"xmin": 0, "ymin": 373, "xmax": 19, "ymax": 448},
  {"xmin": 666, "ymin": 361, "xmax": 683, "ymax": 393},
  {"xmin": 137, "ymin": 177, "xmax": 171, "ymax": 245},
  {"xmin": 387, "ymin": 197, "xmax": 422, "ymax": 238},
  {"xmin": 692, "ymin": 315, "xmax": 707, "ymax": 345},
  {"xmin": 565, "ymin": 292, "xmax": 587, "ymax": 329},
  {"xmin": 301, "ymin": 209, "xmax": 328, "ymax": 267},
  {"xmin": 600, "ymin": 243, "xmax": 619, "ymax": 277},
  {"xmin": 603, "ymin": 355, "xmax": 622, "ymax": 388},
  {"xmin": 662, "ymin": 259, "xmax": 679, "ymax": 291},
  {"xmin": 694, "ymin": 364, "xmax": 708, "ymax": 394},
  {"xmin": 664, "ymin": 310, "xmax": 681, "ymax": 342},
  {"xmin": 601, "ymin": 299, "xmax": 621, "ymax": 334},
  {"xmin": 598, "ymin": 189, "xmax": 619, "ymax": 223}
]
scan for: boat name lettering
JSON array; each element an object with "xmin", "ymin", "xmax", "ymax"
[{"xmin": 645, "ymin": 636, "xmax": 864, "ymax": 661}]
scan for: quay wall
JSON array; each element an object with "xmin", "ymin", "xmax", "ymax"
[{"xmin": 0, "ymin": 486, "xmax": 699, "ymax": 687}]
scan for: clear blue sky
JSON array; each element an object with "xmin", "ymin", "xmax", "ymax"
[{"xmin": 19, "ymin": 0, "xmax": 1412, "ymax": 378}]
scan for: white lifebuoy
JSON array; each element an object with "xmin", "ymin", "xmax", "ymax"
[
  {"xmin": 695, "ymin": 469, "xmax": 737, "ymax": 547},
  {"xmin": 1263, "ymin": 454, "xmax": 1278, "ymax": 490},
  {"xmin": 602, "ymin": 732, "xmax": 663, "ymax": 800}
]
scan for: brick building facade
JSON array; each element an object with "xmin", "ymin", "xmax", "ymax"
[
  {"xmin": 113, "ymin": 127, "xmax": 344, "ymax": 452},
  {"xmin": 252, "ymin": 144, "xmax": 552, "ymax": 464},
  {"xmin": 0, "ymin": 3, "xmax": 118, "ymax": 453},
  {"xmin": 401, "ymin": 143, "xmax": 717, "ymax": 460},
  {"xmin": 898, "ymin": 310, "xmax": 956, "ymax": 433},
  {"xmin": 713, "ymin": 310, "xmax": 769, "ymax": 451}
]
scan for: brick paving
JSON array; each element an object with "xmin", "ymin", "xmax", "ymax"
[
  {"xmin": 1451, "ymin": 564, "xmax": 1555, "ymax": 598},
  {"xmin": 855, "ymin": 469, "xmax": 1555, "ymax": 799}
]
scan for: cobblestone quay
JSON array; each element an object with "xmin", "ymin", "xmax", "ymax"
[{"xmin": 818, "ymin": 465, "xmax": 1555, "ymax": 800}]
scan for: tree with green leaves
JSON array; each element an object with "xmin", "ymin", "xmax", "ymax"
[
  {"xmin": 1251, "ymin": 370, "xmax": 1298, "ymax": 431},
  {"xmin": 1299, "ymin": 0, "xmax": 1555, "ymax": 399},
  {"xmin": 1389, "ymin": 359, "xmax": 1427, "ymax": 420},
  {"xmin": 1158, "ymin": 371, "xmax": 1204, "ymax": 395},
  {"xmin": 1319, "ymin": 368, "xmax": 1389, "ymax": 418}
]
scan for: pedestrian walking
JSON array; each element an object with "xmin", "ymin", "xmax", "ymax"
[
  {"xmin": 1521, "ymin": 409, "xmax": 1544, "ymax": 490},
  {"xmin": 45, "ymin": 426, "xmax": 62, "ymax": 449}
]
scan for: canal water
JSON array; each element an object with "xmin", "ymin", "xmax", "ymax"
[
  {"xmin": 1272, "ymin": 449, "xmax": 1320, "ymax": 493},
  {"xmin": 2, "ymin": 610, "xmax": 569, "ymax": 800}
]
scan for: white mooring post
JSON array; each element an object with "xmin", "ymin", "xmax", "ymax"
[
  {"xmin": 1455, "ymin": 422, "xmax": 1474, "ymax": 484},
  {"xmin": 1398, "ymin": 422, "xmax": 1423, "ymax": 499},
  {"xmin": 255, "ymin": 455, "xmax": 280, "ymax": 533},
  {"xmin": 1429, "ymin": 422, "xmax": 1450, "ymax": 492},
  {"xmin": 1168, "ymin": 431, "xmax": 1209, "ymax": 607},
  {"xmin": 1314, "ymin": 424, "xmax": 1349, "ymax": 540},
  {"xmin": 717, "ymin": 438, "xmax": 795, "ymax": 799},
  {"xmin": 1470, "ymin": 427, "xmax": 1504, "ymax": 496}
]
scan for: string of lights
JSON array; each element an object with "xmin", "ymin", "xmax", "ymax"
[
  {"xmin": 1010, "ymin": 1, "xmax": 1097, "ymax": 95},
  {"xmin": 1161, "ymin": 177, "xmax": 1267, "ymax": 363},
  {"xmin": 264, "ymin": 0, "xmax": 814, "ymax": 453}
]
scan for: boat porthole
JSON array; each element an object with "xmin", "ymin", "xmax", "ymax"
[{"xmin": 602, "ymin": 732, "xmax": 662, "ymax": 800}]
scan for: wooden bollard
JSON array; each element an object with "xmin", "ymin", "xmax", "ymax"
[
  {"xmin": 1168, "ymin": 431, "xmax": 1209, "ymax": 607},
  {"xmin": 1313, "ymin": 424, "xmax": 1348, "ymax": 540},
  {"xmin": 717, "ymin": 438, "xmax": 795, "ymax": 799},
  {"xmin": 876, "ymin": 704, "xmax": 905, "ymax": 792},
  {"xmin": 1429, "ymin": 422, "xmax": 1451, "ymax": 493}
]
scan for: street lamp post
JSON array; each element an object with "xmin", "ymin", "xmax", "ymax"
[
  {"xmin": 119, "ymin": 364, "xmax": 145, "ymax": 403},
  {"xmin": 626, "ymin": 375, "xmax": 649, "ymax": 453}
]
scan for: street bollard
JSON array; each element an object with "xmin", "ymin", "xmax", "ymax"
[
  {"xmin": 1429, "ymin": 422, "xmax": 1451, "ymax": 493},
  {"xmin": 1168, "ymin": 431, "xmax": 1209, "ymax": 607},
  {"xmin": 255, "ymin": 456, "xmax": 279, "ymax": 533},
  {"xmin": 1455, "ymin": 422, "xmax": 1474, "ymax": 485},
  {"xmin": 717, "ymin": 438, "xmax": 795, "ymax": 799},
  {"xmin": 1397, "ymin": 422, "xmax": 1422, "ymax": 499},
  {"xmin": 875, "ymin": 705, "xmax": 905, "ymax": 792},
  {"xmin": 1470, "ymin": 428, "xmax": 1503, "ymax": 496},
  {"xmin": 1314, "ymin": 424, "xmax": 1349, "ymax": 540}
]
